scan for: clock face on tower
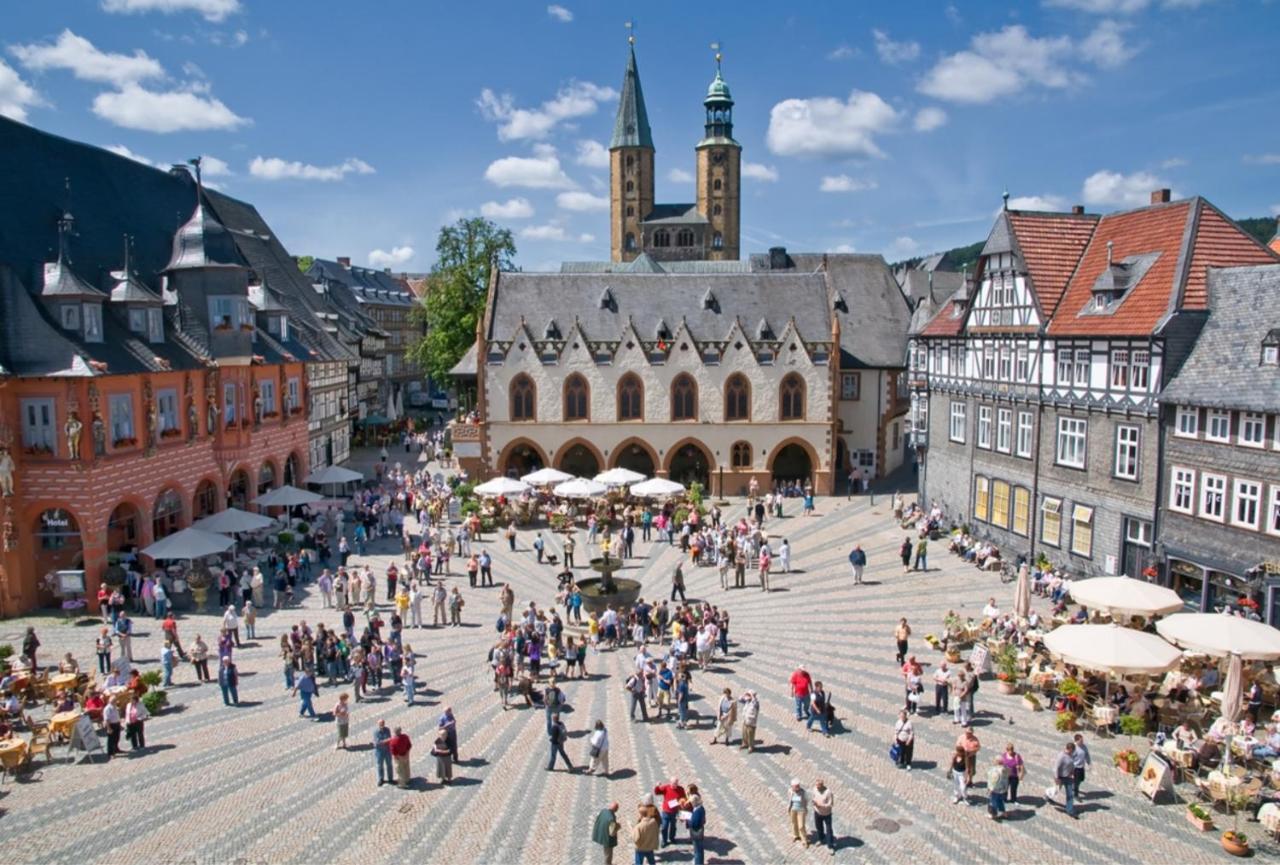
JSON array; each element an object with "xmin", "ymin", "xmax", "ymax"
[{"xmin": 711, "ymin": 150, "xmax": 725, "ymax": 165}]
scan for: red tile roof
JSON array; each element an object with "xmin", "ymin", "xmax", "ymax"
[
  {"xmin": 1048, "ymin": 199, "xmax": 1276, "ymax": 337},
  {"xmin": 1007, "ymin": 211, "xmax": 1098, "ymax": 315},
  {"xmin": 919, "ymin": 297, "xmax": 966, "ymax": 336}
]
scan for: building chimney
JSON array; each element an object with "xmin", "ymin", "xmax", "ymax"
[
  {"xmin": 337, "ymin": 256, "xmax": 351, "ymax": 268},
  {"xmin": 1150, "ymin": 189, "xmax": 1171, "ymax": 205},
  {"xmin": 769, "ymin": 246, "xmax": 788, "ymax": 270},
  {"xmin": 1071, "ymin": 205, "xmax": 1085, "ymax": 215}
]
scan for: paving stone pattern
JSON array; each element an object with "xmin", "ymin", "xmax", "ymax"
[{"xmin": 0, "ymin": 460, "xmax": 1262, "ymax": 864}]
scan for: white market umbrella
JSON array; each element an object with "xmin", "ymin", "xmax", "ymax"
[
  {"xmin": 193, "ymin": 507, "xmax": 275, "ymax": 534},
  {"xmin": 306, "ymin": 465, "xmax": 363, "ymax": 486},
  {"xmin": 554, "ymin": 478, "xmax": 609, "ymax": 499},
  {"xmin": 594, "ymin": 467, "xmax": 647, "ymax": 486},
  {"xmin": 1043, "ymin": 623, "xmax": 1182, "ymax": 677},
  {"xmin": 254, "ymin": 485, "xmax": 325, "ymax": 508},
  {"xmin": 474, "ymin": 477, "xmax": 530, "ymax": 497},
  {"xmin": 1067, "ymin": 577, "xmax": 1184, "ymax": 619},
  {"xmin": 521, "ymin": 467, "xmax": 574, "ymax": 486},
  {"xmin": 1012, "ymin": 562, "xmax": 1032, "ymax": 620},
  {"xmin": 630, "ymin": 477, "xmax": 686, "ymax": 498},
  {"xmin": 1156, "ymin": 613, "xmax": 1280, "ymax": 660},
  {"xmin": 142, "ymin": 527, "xmax": 234, "ymax": 561}
]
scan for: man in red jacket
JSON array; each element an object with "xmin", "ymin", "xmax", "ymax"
[
  {"xmin": 653, "ymin": 776, "xmax": 686, "ymax": 848},
  {"xmin": 389, "ymin": 726, "xmax": 412, "ymax": 789},
  {"xmin": 790, "ymin": 665, "xmax": 813, "ymax": 721}
]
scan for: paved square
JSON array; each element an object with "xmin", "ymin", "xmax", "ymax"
[{"xmin": 0, "ymin": 472, "xmax": 1260, "ymax": 864}]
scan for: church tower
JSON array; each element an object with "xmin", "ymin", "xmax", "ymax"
[
  {"xmin": 609, "ymin": 39, "xmax": 654, "ymax": 263},
  {"xmin": 695, "ymin": 54, "xmax": 741, "ymax": 261}
]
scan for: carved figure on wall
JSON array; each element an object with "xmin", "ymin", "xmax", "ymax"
[
  {"xmin": 187, "ymin": 397, "xmax": 198, "ymax": 441},
  {"xmin": 0, "ymin": 447, "xmax": 14, "ymax": 497},
  {"xmin": 207, "ymin": 394, "xmax": 220, "ymax": 434},
  {"xmin": 143, "ymin": 381, "xmax": 158, "ymax": 451},
  {"xmin": 64, "ymin": 412, "xmax": 83, "ymax": 460},
  {"xmin": 91, "ymin": 413, "xmax": 106, "ymax": 456},
  {"xmin": 2, "ymin": 503, "xmax": 15, "ymax": 551},
  {"xmin": 87, "ymin": 381, "xmax": 100, "ymax": 413},
  {"xmin": 252, "ymin": 382, "xmax": 263, "ymax": 427}
]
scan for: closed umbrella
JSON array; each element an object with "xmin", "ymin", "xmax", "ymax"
[
  {"xmin": 1043, "ymin": 623, "xmax": 1182, "ymax": 677},
  {"xmin": 254, "ymin": 485, "xmax": 324, "ymax": 508},
  {"xmin": 521, "ymin": 467, "xmax": 574, "ymax": 486},
  {"xmin": 630, "ymin": 477, "xmax": 686, "ymax": 498},
  {"xmin": 594, "ymin": 467, "xmax": 647, "ymax": 486},
  {"xmin": 554, "ymin": 478, "xmax": 609, "ymax": 499},
  {"xmin": 141, "ymin": 527, "xmax": 234, "ymax": 561},
  {"xmin": 1222, "ymin": 653, "xmax": 1245, "ymax": 724},
  {"xmin": 1012, "ymin": 562, "xmax": 1031, "ymax": 620},
  {"xmin": 193, "ymin": 507, "xmax": 275, "ymax": 534},
  {"xmin": 474, "ymin": 477, "xmax": 530, "ymax": 497},
  {"xmin": 1156, "ymin": 613, "xmax": 1280, "ymax": 660},
  {"xmin": 1067, "ymin": 577, "xmax": 1183, "ymax": 620}
]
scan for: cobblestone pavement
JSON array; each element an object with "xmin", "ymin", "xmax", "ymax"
[{"xmin": 0, "ymin": 455, "xmax": 1264, "ymax": 863}]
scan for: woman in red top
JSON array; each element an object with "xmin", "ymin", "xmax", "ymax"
[{"xmin": 97, "ymin": 586, "xmax": 111, "ymax": 623}]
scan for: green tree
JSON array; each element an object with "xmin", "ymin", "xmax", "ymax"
[
  {"xmin": 295, "ymin": 254, "xmax": 315, "ymax": 273},
  {"xmin": 410, "ymin": 217, "xmax": 516, "ymax": 383}
]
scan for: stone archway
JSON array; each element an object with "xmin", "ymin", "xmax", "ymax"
[
  {"xmin": 193, "ymin": 478, "xmax": 220, "ymax": 520},
  {"xmin": 556, "ymin": 440, "xmax": 603, "ymax": 478},
  {"xmin": 665, "ymin": 439, "xmax": 713, "ymax": 490},
  {"xmin": 258, "ymin": 460, "xmax": 278, "ymax": 496},
  {"xmin": 498, "ymin": 438, "xmax": 550, "ymax": 478},
  {"xmin": 284, "ymin": 451, "xmax": 302, "ymax": 486},
  {"xmin": 228, "ymin": 467, "xmax": 251, "ymax": 511},
  {"xmin": 611, "ymin": 438, "xmax": 658, "ymax": 477},
  {"xmin": 770, "ymin": 440, "xmax": 816, "ymax": 485},
  {"xmin": 107, "ymin": 501, "xmax": 144, "ymax": 555},
  {"xmin": 151, "ymin": 489, "xmax": 185, "ymax": 541}
]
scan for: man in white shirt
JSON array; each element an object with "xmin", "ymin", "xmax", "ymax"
[{"xmin": 982, "ymin": 598, "xmax": 1000, "ymax": 619}]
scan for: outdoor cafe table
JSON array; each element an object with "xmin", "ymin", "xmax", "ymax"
[
  {"xmin": 50, "ymin": 710, "xmax": 82, "ymax": 740},
  {"xmin": 0, "ymin": 736, "xmax": 28, "ymax": 769},
  {"xmin": 49, "ymin": 673, "xmax": 78, "ymax": 692}
]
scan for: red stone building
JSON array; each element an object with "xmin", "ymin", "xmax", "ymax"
[{"xmin": 0, "ymin": 119, "xmax": 314, "ymax": 615}]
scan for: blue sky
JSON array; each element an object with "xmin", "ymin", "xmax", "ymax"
[{"xmin": 4, "ymin": 0, "xmax": 1277, "ymax": 272}]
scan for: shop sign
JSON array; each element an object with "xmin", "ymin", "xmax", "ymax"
[
  {"xmin": 40, "ymin": 510, "xmax": 72, "ymax": 530},
  {"xmin": 1168, "ymin": 559, "xmax": 1203, "ymax": 580}
]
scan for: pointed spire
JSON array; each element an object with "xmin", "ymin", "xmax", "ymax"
[{"xmin": 610, "ymin": 40, "xmax": 653, "ymax": 150}]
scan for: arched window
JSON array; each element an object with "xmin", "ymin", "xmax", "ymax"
[
  {"xmin": 713, "ymin": 204, "xmax": 722, "ymax": 216},
  {"xmin": 654, "ymin": 230, "xmax": 671, "ymax": 248},
  {"xmin": 730, "ymin": 441, "xmax": 752, "ymax": 469},
  {"xmin": 626, "ymin": 206, "xmax": 634, "ymax": 217},
  {"xmin": 725, "ymin": 373, "xmax": 750, "ymax": 421},
  {"xmin": 626, "ymin": 180, "xmax": 634, "ymax": 193},
  {"xmin": 713, "ymin": 178, "xmax": 722, "ymax": 191},
  {"xmin": 152, "ymin": 488, "xmax": 183, "ymax": 540},
  {"xmin": 676, "ymin": 229, "xmax": 694, "ymax": 247},
  {"xmin": 625, "ymin": 233, "xmax": 636, "ymax": 251},
  {"xmin": 671, "ymin": 374, "xmax": 697, "ymax": 421},
  {"xmin": 617, "ymin": 373, "xmax": 643, "ymax": 421},
  {"xmin": 712, "ymin": 232, "xmax": 724, "ymax": 250},
  {"xmin": 625, "ymin": 154, "xmax": 634, "ymax": 169},
  {"xmin": 563, "ymin": 374, "xmax": 589, "ymax": 421},
  {"xmin": 780, "ymin": 373, "xmax": 806, "ymax": 420},
  {"xmin": 510, "ymin": 374, "xmax": 536, "ymax": 422}
]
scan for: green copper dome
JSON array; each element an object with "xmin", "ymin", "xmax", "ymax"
[{"xmin": 705, "ymin": 70, "xmax": 732, "ymax": 104}]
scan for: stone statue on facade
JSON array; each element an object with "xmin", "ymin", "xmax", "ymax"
[
  {"xmin": 91, "ymin": 413, "xmax": 106, "ymax": 457},
  {"xmin": 64, "ymin": 412, "xmax": 83, "ymax": 460},
  {"xmin": 0, "ymin": 447, "xmax": 14, "ymax": 497}
]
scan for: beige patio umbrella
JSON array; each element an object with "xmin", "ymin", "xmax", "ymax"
[
  {"xmin": 1222, "ymin": 653, "xmax": 1245, "ymax": 724},
  {"xmin": 1156, "ymin": 614, "xmax": 1280, "ymax": 660},
  {"xmin": 1067, "ymin": 577, "xmax": 1183, "ymax": 620},
  {"xmin": 1043, "ymin": 623, "xmax": 1182, "ymax": 676},
  {"xmin": 1012, "ymin": 562, "xmax": 1032, "ymax": 620}
]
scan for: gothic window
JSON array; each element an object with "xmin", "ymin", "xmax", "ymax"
[
  {"xmin": 563, "ymin": 374, "xmax": 589, "ymax": 421},
  {"xmin": 617, "ymin": 373, "xmax": 643, "ymax": 421},
  {"xmin": 725, "ymin": 373, "xmax": 750, "ymax": 421},
  {"xmin": 671, "ymin": 374, "xmax": 697, "ymax": 421},
  {"xmin": 712, "ymin": 233, "xmax": 723, "ymax": 250},
  {"xmin": 654, "ymin": 230, "xmax": 671, "ymax": 248},
  {"xmin": 780, "ymin": 373, "xmax": 805, "ymax": 420},
  {"xmin": 625, "ymin": 154, "xmax": 634, "ymax": 170},
  {"xmin": 676, "ymin": 229, "xmax": 694, "ymax": 247},
  {"xmin": 510, "ymin": 374, "xmax": 536, "ymax": 422},
  {"xmin": 626, "ymin": 180, "xmax": 634, "ymax": 193},
  {"xmin": 713, "ymin": 178, "xmax": 722, "ymax": 191},
  {"xmin": 625, "ymin": 233, "xmax": 636, "ymax": 251},
  {"xmin": 626, "ymin": 206, "xmax": 634, "ymax": 217},
  {"xmin": 730, "ymin": 441, "xmax": 752, "ymax": 469},
  {"xmin": 713, "ymin": 204, "xmax": 722, "ymax": 216}
]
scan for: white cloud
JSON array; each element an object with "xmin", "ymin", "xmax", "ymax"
[
  {"xmin": 1270, "ymin": 204, "xmax": 1280, "ymax": 217},
  {"xmin": 480, "ymin": 198, "xmax": 535, "ymax": 219},
  {"xmin": 1160, "ymin": 156, "xmax": 1188, "ymax": 169},
  {"xmin": 93, "ymin": 83, "xmax": 248, "ymax": 132},
  {"xmin": 1044, "ymin": 0, "xmax": 1149, "ymax": 12},
  {"xmin": 1244, "ymin": 154, "xmax": 1280, "ymax": 166},
  {"xmin": 889, "ymin": 236, "xmax": 920, "ymax": 256},
  {"xmin": 832, "ymin": 243, "xmax": 857, "ymax": 253},
  {"xmin": 107, "ymin": 144, "xmax": 156, "ymax": 166},
  {"xmin": 0, "ymin": 59, "xmax": 42, "ymax": 121},
  {"xmin": 546, "ymin": 4, "xmax": 573, "ymax": 22},
  {"xmin": 575, "ymin": 139, "xmax": 610, "ymax": 168},
  {"xmin": 200, "ymin": 154, "xmax": 231, "ymax": 176},
  {"xmin": 742, "ymin": 162, "xmax": 779, "ymax": 182},
  {"xmin": 873, "ymin": 29, "xmax": 921, "ymax": 64},
  {"xmin": 521, "ymin": 223, "xmax": 593, "ymax": 243},
  {"xmin": 477, "ymin": 81, "xmax": 617, "ymax": 141},
  {"xmin": 820, "ymin": 175, "xmax": 877, "ymax": 193},
  {"xmin": 483, "ymin": 145, "xmax": 576, "ymax": 189},
  {"xmin": 100, "ymin": 0, "xmax": 241, "ymax": 22},
  {"xmin": 1003, "ymin": 194, "xmax": 1070, "ymax": 213},
  {"xmin": 233, "ymin": 29, "xmax": 248, "ymax": 46},
  {"xmin": 1082, "ymin": 169, "xmax": 1172, "ymax": 207},
  {"xmin": 668, "ymin": 168, "xmax": 694, "ymax": 183},
  {"xmin": 11, "ymin": 30, "xmax": 164, "ymax": 87},
  {"xmin": 918, "ymin": 25, "xmax": 1079, "ymax": 104},
  {"xmin": 766, "ymin": 90, "xmax": 900, "ymax": 158},
  {"xmin": 368, "ymin": 246, "xmax": 414, "ymax": 269},
  {"xmin": 913, "ymin": 106, "xmax": 948, "ymax": 131},
  {"xmin": 827, "ymin": 44, "xmax": 856, "ymax": 61},
  {"xmin": 1079, "ymin": 20, "xmax": 1136, "ymax": 68},
  {"xmin": 556, "ymin": 191, "xmax": 609, "ymax": 211},
  {"xmin": 249, "ymin": 155, "xmax": 375, "ymax": 181}
]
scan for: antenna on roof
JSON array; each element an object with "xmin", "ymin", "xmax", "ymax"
[
  {"xmin": 122, "ymin": 234, "xmax": 132, "ymax": 275},
  {"xmin": 1002, "ymin": 188, "xmax": 1010, "ymax": 211},
  {"xmin": 57, "ymin": 177, "xmax": 76, "ymax": 262},
  {"xmin": 625, "ymin": 19, "xmax": 635, "ymax": 45}
]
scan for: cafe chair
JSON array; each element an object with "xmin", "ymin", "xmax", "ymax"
[{"xmin": 27, "ymin": 730, "xmax": 52, "ymax": 764}]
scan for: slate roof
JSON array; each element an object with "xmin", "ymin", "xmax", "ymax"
[
  {"xmin": 610, "ymin": 45, "xmax": 653, "ymax": 150},
  {"xmin": 642, "ymin": 204, "xmax": 707, "ymax": 225},
  {"xmin": 1048, "ymin": 198, "xmax": 1276, "ymax": 336},
  {"xmin": 1161, "ymin": 264, "xmax": 1280, "ymax": 413},
  {"xmin": 308, "ymin": 259, "xmax": 416, "ymax": 307},
  {"xmin": 449, "ymin": 341, "xmax": 478, "ymax": 377},
  {"xmin": 560, "ymin": 259, "xmax": 753, "ymax": 275}
]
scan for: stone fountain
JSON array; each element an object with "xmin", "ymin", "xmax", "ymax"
[{"xmin": 576, "ymin": 554, "xmax": 641, "ymax": 616}]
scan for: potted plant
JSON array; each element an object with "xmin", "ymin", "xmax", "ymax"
[
  {"xmin": 1057, "ymin": 677, "xmax": 1085, "ymax": 712},
  {"xmin": 0, "ymin": 644, "xmax": 13, "ymax": 662},
  {"xmin": 1112, "ymin": 748, "xmax": 1141, "ymax": 774},
  {"xmin": 277, "ymin": 530, "xmax": 295, "ymax": 548},
  {"xmin": 1022, "ymin": 692, "xmax": 1042, "ymax": 712},
  {"xmin": 294, "ymin": 521, "xmax": 311, "ymax": 535},
  {"xmin": 993, "ymin": 643, "xmax": 1020, "ymax": 694},
  {"xmin": 1118, "ymin": 713, "xmax": 1146, "ymax": 744},
  {"xmin": 1186, "ymin": 803, "xmax": 1214, "ymax": 832},
  {"xmin": 1055, "ymin": 710, "xmax": 1077, "ymax": 732},
  {"xmin": 141, "ymin": 689, "xmax": 168, "ymax": 715},
  {"xmin": 1221, "ymin": 789, "xmax": 1252, "ymax": 856},
  {"xmin": 186, "ymin": 564, "xmax": 212, "ymax": 609},
  {"xmin": 101, "ymin": 564, "xmax": 127, "ymax": 589}
]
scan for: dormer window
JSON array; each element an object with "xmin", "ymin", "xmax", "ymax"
[
  {"xmin": 60, "ymin": 304, "xmax": 80, "ymax": 331},
  {"xmin": 1263, "ymin": 330, "xmax": 1280, "ymax": 366},
  {"xmin": 129, "ymin": 308, "xmax": 147, "ymax": 334},
  {"xmin": 83, "ymin": 303, "xmax": 103, "ymax": 343},
  {"xmin": 147, "ymin": 307, "xmax": 163, "ymax": 343},
  {"xmin": 266, "ymin": 314, "xmax": 288, "ymax": 341}
]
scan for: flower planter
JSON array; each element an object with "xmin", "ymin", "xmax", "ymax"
[
  {"xmin": 1221, "ymin": 833, "xmax": 1250, "ymax": 857},
  {"xmin": 1185, "ymin": 810, "xmax": 1214, "ymax": 832},
  {"xmin": 945, "ymin": 649, "xmax": 962, "ymax": 664},
  {"xmin": 997, "ymin": 681, "xmax": 1017, "ymax": 695},
  {"xmin": 1022, "ymin": 695, "xmax": 1042, "ymax": 712}
]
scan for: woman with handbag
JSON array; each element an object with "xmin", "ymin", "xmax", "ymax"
[
  {"xmin": 586, "ymin": 719, "xmax": 610, "ymax": 776},
  {"xmin": 893, "ymin": 710, "xmax": 915, "ymax": 769}
]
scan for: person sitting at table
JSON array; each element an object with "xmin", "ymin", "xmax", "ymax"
[
  {"xmin": 59, "ymin": 652, "xmax": 79, "ymax": 674},
  {"xmin": 1173, "ymin": 721, "xmax": 1200, "ymax": 749},
  {"xmin": 84, "ymin": 690, "xmax": 106, "ymax": 722},
  {"xmin": 53, "ymin": 690, "xmax": 76, "ymax": 713},
  {"xmin": 1249, "ymin": 724, "xmax": 1280, "ymax": 760},
  {"xmin": 1207, "ymin": 715, "xmax": 1236, "ymax": 743},
  {"xmin": 1240, "ymin": 717, "xmax": 1258, "ymax": 739},
  {"xmin": 1110, "ymin": 686, "xmax": 1131, "ymax": 713},
  {"xmin": 104, "ymin": 668, "xmax": 126, "ymax": 690},
  {"xmin": 127, "ymin": 669, "xmax": 148, "ymax": 698}
]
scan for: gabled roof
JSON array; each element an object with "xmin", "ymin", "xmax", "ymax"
[
  {"xmin": 1161, "ymin": 264, "xmax": 1280, "ymax": 413},
  {"xmin": 42, "ymin": 256, "xmax": 107, "ymax": 300},
  {"xmin": 610, "ymin": 44, "xmax": 654, "ymax": 150},
  {"xmin": 918, "ymin": 294, "xmax": 968, "ymax": 337},
  {"xmin": 1004, "ymin": 210, "xmax": 1099, "ymax": 315},
  {"xmin": 1048, "ymin": 198, "xmax": 1277, "ymax": 336},
  {"xmin": 642, "ymin": 204, "xmax": 706, "ymax": 225}
]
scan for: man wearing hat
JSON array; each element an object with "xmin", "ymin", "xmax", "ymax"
[{"xmin": 739, "ymin": 690, "xmax": 761, "ymax": 752}]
